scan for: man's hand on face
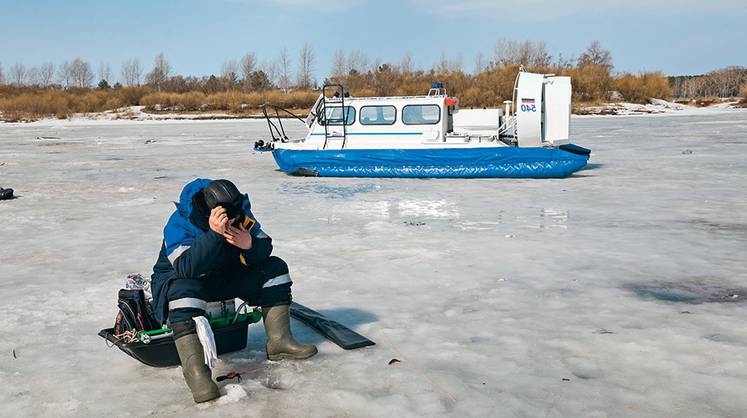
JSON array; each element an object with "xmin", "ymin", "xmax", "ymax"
[
  {"xmin": 209, "ymin": 206, "xmax": 229, "ymax": 234},
  {"xmin": 223, "ymin": 222, "xmax": 253, "ymax": 250}
]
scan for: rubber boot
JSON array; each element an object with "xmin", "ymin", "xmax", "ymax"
[
  {"xmin": 172, "ymin": 320, "xmax": 220, "ymax": 403},
  {"xmin": 262, "ymin": 305, "xmax": 318, "ymax": 361}
]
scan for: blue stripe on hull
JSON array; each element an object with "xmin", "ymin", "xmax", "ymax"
[{"xmin": 271, "ymin": 147, "xmax": 590, "ymax": 178}]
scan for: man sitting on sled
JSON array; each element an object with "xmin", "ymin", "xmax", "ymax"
[{"xmin": 151, "ymin": 178, "xmax": 317, "ymax": 403}]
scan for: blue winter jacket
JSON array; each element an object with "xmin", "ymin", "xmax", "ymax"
[{"xmin": 151, "ymin": 178, "xmax": 272, "ymax": 324}]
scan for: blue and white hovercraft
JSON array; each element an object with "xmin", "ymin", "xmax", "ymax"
[{"xmin": 256, "ymin": 71, "xmax": 590, "ymax": 178}]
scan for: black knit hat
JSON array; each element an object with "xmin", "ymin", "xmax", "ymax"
[{"xmin": 203, "ymin": 179, "xmax": 243, "ymax": 219}]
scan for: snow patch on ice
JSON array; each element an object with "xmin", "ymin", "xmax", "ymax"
[
  {"xmin": 108, "ymin": 197, "xmax": 158, "ymax": 207},
  {"xmin": 564, "ymin": 357, "xmax": 604, "ymax": 380},
  {"xmin": 278, "ymin": 182, "xmax": 382, "ymax": 198},
  {"xmin": 397, "ymin": 199, "xmax": 459, "ymax": 218},
  {"xmin": 216, "ymin": 384, "xmax": 248, "ymax": 404}
]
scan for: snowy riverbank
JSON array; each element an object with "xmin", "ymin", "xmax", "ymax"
[{"xmin": 3, "ymin": 99, "xmax": 744, "ymax": 126}]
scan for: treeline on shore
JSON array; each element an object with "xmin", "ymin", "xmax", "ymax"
[
  {"xmin": 669, "ymin": 67, "xmax": 747, "ymax": 99},
  {"xmin": 0, "ymin": 40, "xmax": 745, "ymax": 122}
]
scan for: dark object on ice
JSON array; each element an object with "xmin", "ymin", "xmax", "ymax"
[
  {"xmin": 289, "ymin": 167, "xmax": 320, "ymax": 177},
  {"xmin": 628, "ymin": 281, "xmax": 747, "ymax": 304},
  {"xmin": 254, "ymin": 139, "xmax": 274, "ymax": 151},
  {"xmin": 114, "ymin": 289, "xmax": 160, "ymax": 334},
  {"xmin": 216, "ymin": 367, "xmax": 265, "ymax": 382},
  {"xmin": 388, "ymin": 358, "xmax": 401, "ymax": 365},
  {"xmin": 559, "ymin": 143, "xmax": 591, "ymax": 156},
  {"xmin": 682, "ymin": 149, "xmax": 694, "ymax": 155},
  {"xmin": 562, "ymin": 378, "xmax": 571, "ymax": 382},
  {"xmin": 99, "ymin": 315, "xmax": 259, "ymax": 368},
  {"xmin": 592, "ymin": 328, "xmax": 615, "ymax": 335},
  {"xmin": 0, "ymin": 187, "xmax": 14, "ymax": 200},
  {"xmin": 289, "ymin": 302, "xmax": 375, "ymax": 350},
  {"xmin": 217, "ymin": 371, "xmax": 243, "ymax": 382},
  {"xmin": 12, "ymin": 349, "xmax": 16, "ymax": 359}
]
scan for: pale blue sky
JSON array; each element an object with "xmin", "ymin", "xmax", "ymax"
[{"xmin": 1, "ymin": 0, "xmax": 745, "ymax": 82}]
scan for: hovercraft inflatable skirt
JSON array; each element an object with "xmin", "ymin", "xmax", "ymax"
[{"xmin": 272, "ymin": 146, "xmax": 589, "ymax": 178}]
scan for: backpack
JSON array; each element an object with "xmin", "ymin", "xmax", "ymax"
[{"xmin": 114, "ymin": 288, "xmax": 160, "ymax": 335}]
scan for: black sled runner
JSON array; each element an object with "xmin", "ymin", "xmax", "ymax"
[{"xmin": 290, "ymin": 302, "xmax": 375, "ymax": 350}]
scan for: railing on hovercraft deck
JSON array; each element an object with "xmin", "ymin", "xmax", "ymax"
[
  {"xmin": 259, "ymin": 104, "xmax": 307, "ymax": 143},
  {"xmin": 319, "ymin": 84, "xmax": 348, "ymax": 150},
  {"xmin": 258, "ymin": 84, "xmax": 349, "ymax": 150}
]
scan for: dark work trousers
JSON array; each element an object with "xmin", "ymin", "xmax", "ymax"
[{"xmin": 166, "ymin": 256, "xmax": 292, "ymax": 324}]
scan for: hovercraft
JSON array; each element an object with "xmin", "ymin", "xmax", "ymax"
[{"xmin": 256, "ymin": 71, "xmax": 590, "ymax": 178}]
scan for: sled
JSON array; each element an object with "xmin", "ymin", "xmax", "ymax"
[
  {"xmin": 98, "ymin": 311, "xmax": 262, "ymax": 367},
  {"xmin": 100, "ymin": 303, "xmax": 375, "ymax": 367}
]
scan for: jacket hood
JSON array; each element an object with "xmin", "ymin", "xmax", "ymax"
[
  {"xmin": 174, "ymin": 178, "xmax": 255, "ymax": 222},
  {"xmin": 175, "ymin": 178, "xmax": 212, "ymax": 218}
]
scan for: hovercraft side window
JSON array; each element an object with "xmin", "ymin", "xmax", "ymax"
[
  {"xmin": 402, "ymin": 105, "xmax": 441, "ymax": 125},
  {"xmin": 360, "ymin": 105, "xmax": 396, "ymax": 125},
  {"xmin": 320, "ymin": 106, "xmax": 356, "ymax": 126}
]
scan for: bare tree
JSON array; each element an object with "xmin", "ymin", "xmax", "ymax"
[
  {"xmin": 39, "ymin": 62, "xmax": 55, "ymax": 87},
  {"xmin": 0, "ymin": 62, "xmax": 4, "ymax": 84},
  {"xmin": 296, "ymin": 42, "xmax": 315, "ymax": 89},
  {"xmin": 57, "ymin": 61, "xmax": 72, "ymax": 88},
  {"xmin": 434, "ymin": 53, "xmax": 449, "ymax": 73},
  {"xmin": 703, "ymin": 66, "xmax": 747, "ymax": 97},
  {"xmin": 347, "ymin": 49, "xmax": 369, "ymax": 74},
  {"xmin": 98, "ymin": 62, "xmax": 112, "ymax": 84},
  {"xmin": 145, "ymin": 53, "xmax": 171, "ymax": 90},
  {"xmin": 493, "ymin": 39, "xmax": 552, "ymax": 68},
  {"xmin": 262, "ymin": 60, "xmax": 279, "ymax": 88},
  {"xmin": 331, "ymin": 49, "xmax": 346, "ymax": 77},
  {"xmin": 121, "ymin": 59, "xmax": 142, "ymax": 86},
  {"xmin": 399, "ymin": 52, "xmax": 413, "ymax": 74},
  {"xmin": 474, "ymin": 51, "xmax": 486, "ymax": 74},
  {"xmin": 578, "ymin": 41, "xmax": 613, "ymax": 69},
  {"xmin": 553, "ymin": 53, "xmax": 575, "ymax": 69},
  {"xmin": 493, "ymin": 39, "xmax": 515, "ymax": 67},
  {"xmin": 433, "ymin": 53, "xmax": 463, "ymax": 73},
  {"xmin": 69, "ymin": 58, "xmax": 94, "ymax": 88},
  {"xmin": 277, "ymin": 48, "xmax": 292, "ymax": 91},
  {"xmin": 718, "ymin": 66, "xmax": 746, "ymax": 97},
  {"xmin": 9, "ymin": 63, "xmax": 26, "ymax": 86},
  {"xmin": 240, "ymin": 52, "xmax": 257, "ymax": 83},
  {"xmin": 221, "ymin": 59, "xmax": 239, "ymax": 87},
  {"xmin": 26, "ymin": 66, "xmax": 40, "ymax": 86}
]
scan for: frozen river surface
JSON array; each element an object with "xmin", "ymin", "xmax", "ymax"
[{"xmin": 1, "ymin": 111, "xmax": 746, "ymax": 417}]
